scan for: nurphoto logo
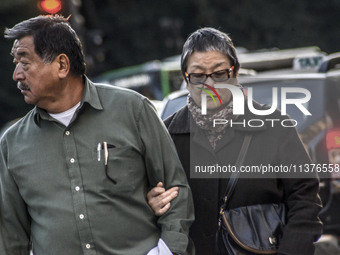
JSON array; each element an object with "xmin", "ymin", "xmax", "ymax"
[{"xmin": 200, "ymin": 83, "xmax": 312, "ymax": 128}]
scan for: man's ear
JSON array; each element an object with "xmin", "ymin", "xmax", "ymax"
[{"xmin": 56, "ymin": 54, "xmax": 70, "ymax": 79}]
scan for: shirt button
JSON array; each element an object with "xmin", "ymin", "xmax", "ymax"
[
  {"xmin": 65, "ymin": 131, "xmax": 70, "ymax": 136},
  {"xmin": 75, "ymin": 186, "xmax": 80, "ymax": 191},
  {"xmin": 86, "ymin": 244, "xmax": 91, "ymax": 249},
  {"xmin": 70, "ymin": 158, "xmax": 75, "ymax": 163},
  {"xmin": 79, "ymin": 214, "xmax": 85, "ymax": 220}
]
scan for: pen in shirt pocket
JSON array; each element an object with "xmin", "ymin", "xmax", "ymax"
[
  {"xmin": 97, "ymin": 142, "xmax": 116, "ymax": 162},
  {"xmin": 102, "ymin": 141, "xmax": 117, "ymax": 184}
]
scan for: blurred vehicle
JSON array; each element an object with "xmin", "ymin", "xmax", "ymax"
[
  {"xmin": 158, "ymin": 53, "xmax": 340, "ymax": 251},
  {"xmin": 94, "ymin": 59, "xmax": 183, "ymax": 100},
  {"xmin": 150, "ymin": 100, "xmax": 164, "ymax": 113},
  {"xmin": 159, "ymin": 89, "xmax": 188, "ymax": 120},
  {"xmin": 94, "ymin": 47, "xmax": 321, "ymax": 101}
]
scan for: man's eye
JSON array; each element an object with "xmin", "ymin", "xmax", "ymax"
[{"xmin": 21, "ymin": 62, "xmax": 29, "ymax": 68}]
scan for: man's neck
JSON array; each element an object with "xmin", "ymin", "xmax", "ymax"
[{"xmin": 43, "ymin": 75, "xmax": 84, "ymax": 114}]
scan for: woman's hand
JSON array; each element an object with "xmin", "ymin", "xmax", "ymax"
[{"xmin": 147, "ymin": 182, "xmax": 179, "ymax": 216}]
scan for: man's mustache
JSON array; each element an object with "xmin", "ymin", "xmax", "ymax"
[{"xmin": 17, "ymin": 82, "xmax": 30, "ymax": 91}]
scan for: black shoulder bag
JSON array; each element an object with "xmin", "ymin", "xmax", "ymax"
[{"xmin": 217, "ymin": 134, "xmax": 286, "ymax": 255}]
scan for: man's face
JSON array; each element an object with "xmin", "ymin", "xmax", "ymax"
[
  {"xmin": 186, "ymin": 51, "xmax": 235, "ymax": 112},
  {"xmin": 11, "ymin": 36, "xmax": 60, "ymax": 109}
]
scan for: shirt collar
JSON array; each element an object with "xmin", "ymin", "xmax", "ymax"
[
  {"xmin": 79, "ymin": 75, "xmax": 103, "ymax": 111},
  {"xmin": 34, "ymin": 75, "xmax": 103, "ymax": 127}
]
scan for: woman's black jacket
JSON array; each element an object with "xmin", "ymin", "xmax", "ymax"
[{"xmin": 164, "ymin": 101, "xmax": 323, "ymax": 255}]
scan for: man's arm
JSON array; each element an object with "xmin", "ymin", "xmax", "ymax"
[
  {"xmin": 0, "ymin": 137, "xmax": 31, "ymax": 255},
  {"xmin": 137, "ymin": 98, "xmax": 194, "ymax": 255}
]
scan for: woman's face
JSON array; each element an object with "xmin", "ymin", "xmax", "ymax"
[{"xmin": 186, "ymin": 51, "xmax": 236, "ymax": 112}]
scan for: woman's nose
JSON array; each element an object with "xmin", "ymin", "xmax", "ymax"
[{"xmin": 205, "ymin": 76, "xmax": 215, "ymax": 86}]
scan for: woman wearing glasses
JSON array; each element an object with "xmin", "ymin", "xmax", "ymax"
[{"xmin": 147, "ymin": 27, "xmax": 322, "ymax": 255}]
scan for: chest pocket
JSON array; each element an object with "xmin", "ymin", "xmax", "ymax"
[{"xmin": 102, "ymin": 146, "xmax": 144, "ymax": 194}]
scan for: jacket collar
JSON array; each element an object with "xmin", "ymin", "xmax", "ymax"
[
  {"xmin": 166, "ymin": 106, "xmax": 191, "ymax": 134},
  {"xmin": 34, "ymin": 76, "xmax": 103, "ymax": 126}
]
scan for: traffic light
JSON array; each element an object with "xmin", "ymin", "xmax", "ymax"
[{"xmin": 38, "ymin": 0, "xmax": 62, "ymax": 14}]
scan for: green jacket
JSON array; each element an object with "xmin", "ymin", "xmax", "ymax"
[{"xmin": 0, "ymin": 77, "xmax": 194, "ymax": 255}]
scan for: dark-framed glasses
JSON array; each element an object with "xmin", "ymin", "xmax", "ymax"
[{"xmin": 185, "ymin": 66, "xmax": 234, "ymax": 85}]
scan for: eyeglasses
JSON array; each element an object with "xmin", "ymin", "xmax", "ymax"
[{"xmin": 185, "ymin": 67, "xmax": 234, "ymax": 85}]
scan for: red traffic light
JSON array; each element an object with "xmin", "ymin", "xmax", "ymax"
[{"xmin": 39, "ymin": 0, "xmax": 62, "ymax": 14}]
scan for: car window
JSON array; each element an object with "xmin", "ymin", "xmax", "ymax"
[{"xmin": 161, "ymin": 95, "xmax": 188, "ymax": 120}]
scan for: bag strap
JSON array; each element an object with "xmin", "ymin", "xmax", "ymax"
[{"xmin": 222, "ymin": 133, "xmax": 252, "ymax": 206}]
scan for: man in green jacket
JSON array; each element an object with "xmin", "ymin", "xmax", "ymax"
[{"xmin": 0, "ymin": 15, "xmax": 194, "ymax": 255}]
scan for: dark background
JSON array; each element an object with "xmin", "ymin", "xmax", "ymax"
[{"xmin": 1, "ymin": 0, "xmax": 339, "ymax": 128}]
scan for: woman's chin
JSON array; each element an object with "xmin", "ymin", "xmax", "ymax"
[{"xmin": 206, "ymin": 104, "xmax": 224, "ymax": 114}]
